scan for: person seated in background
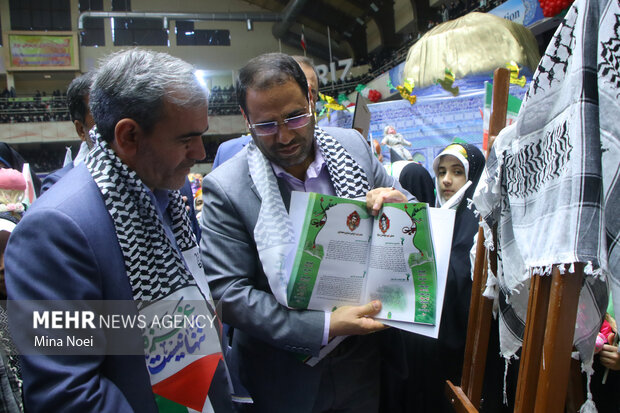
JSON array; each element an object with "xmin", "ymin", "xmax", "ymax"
[{"xmin": 381, "ymin": 125, "xmax": 412, "ymax": 161}]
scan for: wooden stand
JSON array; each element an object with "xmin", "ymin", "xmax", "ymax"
[
  {"xmin": 445, "ymin": 68, "xmax": 584, "ymax": 413},
  {"xmin": 514, "ymin": 265, "xmax": 584, "ymax": 413}
]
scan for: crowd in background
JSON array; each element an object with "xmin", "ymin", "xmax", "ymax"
[
  {"xmin": 0, "ymin": 0, "xmax": 511, "ymax": 126},
  {"xmin": 0, "ymin": 95, "xmax": 70, "ymax": 124},
  {"xmin": 431, "ymin": 0, "xmax": 506, "ymax": 27},
  {"xmin": 0, "ymin": 87, "xmax": 242, "ymax": 122},
  {"xmin": 315, "ymin": 0, "xmax": 509, "ymax": 93},
  {"xmin": 207, "ymin": 86, "xmax": 239, "ymax": 116},
  {"xmin": 0, "ymin": 0, "xmax": 512, "ymax": 173}
]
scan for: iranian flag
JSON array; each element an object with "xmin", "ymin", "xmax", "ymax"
[{"xmin": 301, "ymin": 25, "xmax": 307, "ymax": 52}]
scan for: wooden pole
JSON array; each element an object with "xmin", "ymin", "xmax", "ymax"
[
  {"xmin": 534, "ymin": 265, "xmax": 584, "ymax": 412},
  {"xmin": 514, "ymin": 272, "xmax": 552, "ymax": 412},
  {"xmin": 445, "ymin": 67, "xmax": 510, "ymax": 411}
]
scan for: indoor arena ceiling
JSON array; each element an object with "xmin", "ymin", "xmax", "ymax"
[{"xmin": 240, "ymin": 0, "xmax": 424, "ymax": 62}]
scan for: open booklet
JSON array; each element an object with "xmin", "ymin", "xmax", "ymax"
[{"xmin": 286, "ymin": 192, "xmax": 454, "ymax": 329}]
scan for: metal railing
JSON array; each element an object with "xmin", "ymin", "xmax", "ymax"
[{"xmin": 0, "ymin": 94, "xmax": 242, "ymax": 122}]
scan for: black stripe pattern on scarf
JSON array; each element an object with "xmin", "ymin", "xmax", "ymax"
[
  {"xmin": 85, "ymin": 128, "xmax": 198, "ymax": 306},
  {"xmin": 315, "ymin": 127, "xmax": 371, "ymax": 199}
]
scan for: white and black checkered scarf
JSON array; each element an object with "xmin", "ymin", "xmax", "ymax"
[
  {"xmin": 85, "ymin": 128, "xmax": 199, "ymax": 305},
  {"xmin": 248, "ymin": 126, "xmax": 371, "ymax": 306}
]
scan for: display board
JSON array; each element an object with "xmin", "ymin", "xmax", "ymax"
[
  {"xmin": 3, "ymin": 31, "xmax": 79, "ymax": 71},
  {"xmin": 319, "ymin": 74, "xmax": 529, "ymax": 174}
]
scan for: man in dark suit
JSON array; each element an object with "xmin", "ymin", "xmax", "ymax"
[
  {"xmin": 5, "ymin": 49, "xmax": 231, "ymax": 412},
  {"xmin": 200, "ymin": 53, "xmax": 413, "ymax": 413},
  {"xmin": 41, "ymin": 73, "xmax": 95, "ymax": 194}
]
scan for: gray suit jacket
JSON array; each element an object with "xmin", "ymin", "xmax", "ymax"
[{"xmin": 200, "ymin": 127, "xmax": 410, "ymax": 412}]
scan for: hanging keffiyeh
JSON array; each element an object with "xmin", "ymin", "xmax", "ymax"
[
  {"xmin": 473, "ymin": 0, "xmax": 619, "ymax": 407},
  {"xmin": 85, "ymin": 128, "xmax": 230, "ymax": 412}
]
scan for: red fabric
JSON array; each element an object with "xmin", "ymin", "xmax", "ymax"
[
  {"xmin": 538, "ymin": 0, "xmax": 574, "ymax": 17},
  {"xmin": 152, "ymin": 353, "xmax": 223, "ymax": 411},
  {"xmin": 367, "ymin": 89, "xmax": 382, "ymax": 103}
]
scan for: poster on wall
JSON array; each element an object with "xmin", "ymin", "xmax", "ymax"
[
  {"xmin": 4, "ymin": 31, "xmax": 79, "ymax": 71},
  {"xmin": 368, "ymin": 90, "xmax": 488, "ymax": 172},
  {"xmin": 319, "ymin": 75, "xmax": 529, "ymax": 175},
  {"xmin": 487, "ymin": 0, "xmax": 545, "ymax": 27}
]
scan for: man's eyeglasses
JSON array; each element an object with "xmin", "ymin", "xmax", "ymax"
[{"xmin": 248, "ymin": 110, "xmax": 313, "ymax": 136}]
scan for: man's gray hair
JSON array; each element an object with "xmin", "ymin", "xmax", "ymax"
[
  {"xmin": 90, "ymin": 48, "xmax": 208, "ymax": 143},
  {"xmin": 291, "ymin": 55, "xmax": 319, "ymax": 84}
]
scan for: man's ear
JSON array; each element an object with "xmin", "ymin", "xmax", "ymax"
[
  {"xmin": 112, "ymin": 118, "xmax": 142, "ymax": 161},
  {"xmin": 74, "ymin": 120, "xmax": 87, "ymax": 143},
  {"xmin": 240, "ymin": 107, "xmax": 251, "ymax": 130},
  {"xmin": 308, "ymin": 87, "xmax": 318, "ymax": 115}
]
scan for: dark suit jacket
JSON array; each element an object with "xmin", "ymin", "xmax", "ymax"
[
  {"xmin": 5, "ymin": 164, "xmax": 157, "ymax": 412},
  {"xmin": 200, "ymin": 127, "xmax": 411, "ymax": 412},
  {"xmin": 212, "ymin": 135, "xmax": 251, "ymax": 169},
  {"xmin": 41, "ymin": 163, "xmax": 201, "ymax": 240},
  {"xmin": 40, "ymin": 163, "xmax": 74, "ymax": 194}
]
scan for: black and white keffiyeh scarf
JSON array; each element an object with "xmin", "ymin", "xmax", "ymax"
[
  {"xmin": 473, "ymin": 0, "xmax": 619, "ymax": 407},
  {"xmin": 316, "ymin": 127, "xmax": 371, "ymax": 199},
  {"xmin": 248, "ymin": 126, "xmax": 371, "ymax": 306},
  {"xmin": 85, "ymin": 128, "xmax": 199, "ymax": 304},
  {"xmin": 85, "ymin": 128, "xmax": 231, "ymax": 411}
]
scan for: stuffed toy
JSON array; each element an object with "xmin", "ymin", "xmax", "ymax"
[
  {"xmin": 595, "ymin": 317, "xmax": 616, "ymax": 353},
  {"xmin": 0, "ymin": 168, "xmax": 27, "ymax": 214}
]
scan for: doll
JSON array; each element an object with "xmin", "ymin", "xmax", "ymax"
[
  {"xmin": 381, "ymin": 125, "xmax": 413, "ymax": 161},
  {"xmin": 0, "ymin": 168, "xmax": 27, "ymax": 215}
]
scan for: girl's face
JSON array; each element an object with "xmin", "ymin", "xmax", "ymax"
[{"xmin": 437, "ymin": 155, "xmax": 467, "ymax": 200}]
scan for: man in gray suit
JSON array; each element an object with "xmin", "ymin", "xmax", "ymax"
[{"xmin": 200, "ymin": 53, "xmax": 413, "ymax": 412}]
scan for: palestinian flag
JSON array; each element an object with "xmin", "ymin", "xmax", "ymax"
[{"xmin": 142, "ymin": 286, "xmax": 230, "ymax": 412}]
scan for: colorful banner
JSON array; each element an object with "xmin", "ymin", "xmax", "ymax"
[
  {"xmin": 319, "ymin": 74, "xmax": 529, "ymax": 174},
  {"xmin": 8, "ymin": 33, "xmax": 77, "ymax": 69},
  {"xmin": 488, "ymin": 0, "xmax": 545, "ymax": 27}
]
